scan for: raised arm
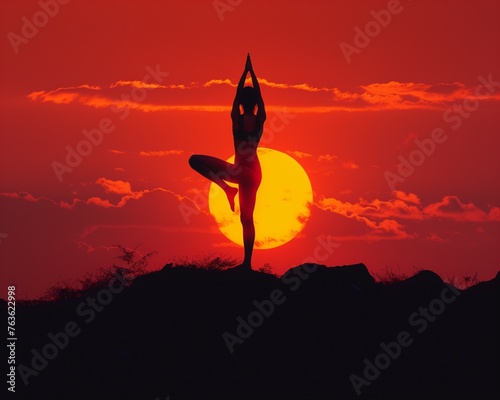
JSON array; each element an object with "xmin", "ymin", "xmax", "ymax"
[
  {"xmin": 231, "ymin": 62, "xmax": 248, "ymax": 120},
  {"xmin": 247, "ymin": 55, "xmax": 266, "ymax": 122}
]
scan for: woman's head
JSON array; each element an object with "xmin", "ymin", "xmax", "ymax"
[{"xmin": 239, "ymin": 86, "xmax": 257, "ymax": 113}]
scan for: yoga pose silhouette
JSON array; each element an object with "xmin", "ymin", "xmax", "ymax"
[{"xmin": 189, "ymin": 54, "xmax": 266, "ymax": 270}]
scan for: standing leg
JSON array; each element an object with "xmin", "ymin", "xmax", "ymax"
[
  {"xmin": 188, "ymin": 154, "xmax": 239, "ymax": 211},
  {"xmin": 237, "ymin": 175, "xmax": 260, "ymax": 269}
]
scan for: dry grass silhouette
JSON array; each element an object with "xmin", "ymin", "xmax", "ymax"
[{"xmin": 40, "ymin": 244, "xmax": 157, "ymax": 301}]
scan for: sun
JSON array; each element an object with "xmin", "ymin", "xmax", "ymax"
[{"xmin": 208, "ymin": 148, "xmax": 313, "ymax": 249}]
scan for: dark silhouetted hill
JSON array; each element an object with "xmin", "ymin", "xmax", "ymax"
[{"xmin": 5, "ymin": 264, "xmax": 499, "ymax": 399}]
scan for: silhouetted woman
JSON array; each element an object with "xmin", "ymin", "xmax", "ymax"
[{"xmin": 189, "ymin": 54, "xmax": 266, "ymax": 270}]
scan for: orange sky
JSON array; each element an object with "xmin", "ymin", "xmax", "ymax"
[{"xmin": 1, "ymin": 0, "xmax": 499, "ymax": 298}]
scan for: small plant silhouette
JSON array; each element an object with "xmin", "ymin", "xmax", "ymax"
[
  {"xmin": 460, "ymin": 272, "xmax": 479, "ymax": 288},
  {"xmin": 167, "ymin": 253, "xmax": 277, "ymax": 275},
  {"xmin": 374, "ymin": 265, "xmax": 408, "ymax": 285},
  {"xmin": 256, "ymin": 263, "xmax": 277, "ymax": 276},
  {"xmin": 169, "ymin": 252, "xmax": 238, "ymax": 270},
  {"xmin": 41, "ymin": 244, "xmax": 157, "ymax": 301},
  {"xmin": 445, "ymin": 272, "xmax": 479, "ymax": 289}
]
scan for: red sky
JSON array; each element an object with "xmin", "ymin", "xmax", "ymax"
[{"xmin": 1, "ymin": 0, "xmax": 499, "ymax": 298}]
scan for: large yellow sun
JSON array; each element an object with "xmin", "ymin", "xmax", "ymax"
[{"xmin": 208, "ymin": 148, "xmax": 313, "ymax": 249}]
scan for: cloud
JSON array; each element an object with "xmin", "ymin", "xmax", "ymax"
[
  {"xmin": 317, "ymin": 154, "xmax": 338, "ymax": 162},
  {"xmin": 96, "ymin": 178, "xmax": 133, "ymax": 195},
  {"xmin": 79, "ymin": 224, "xmax": 211, "ymax": 239},
  {"xmin": 317, "ymin": 196, "xmax": 415, "ymax": 240},
  {"xmin": 286, "ymin": 150, "xmax": 312, "ymax": 159},
  {"xmin": 109, "ymin": 149, "xmax": 184, "ymax": 157},
  {"xmin": 341, "ymin": 161, "xmax": 360, "ymax": 170},
  {"xmin": 256, "ymin": 78, "xmax": 331, "ymax": 93},
  {"xmin": 27, "ymin": 84, "xmax": 229, "ymax": 113},
  {"xmin": 0, "ymin": 191, "xmax": 76, "ymax": 209},
  {"xmin": 203, "ymin": 79, "xmax": 235, "ymax": 88},
  {"xmin": 312, "ymin": 153, "xmax": 360, "ymax": 170},
  {"xmin": 109, "ymin": 80, "xmax": 166, "ymax": 89},
  {"xmin": 487, "ymin": 207, "xmax": 500, "ymax": 221},
  {"xmin": 423, "ymin": 196, "xmax": 500, "ymax": 222},
  {"xmin": 212, "ymin": 241, "xmax": 239, "ymax": 248},
  {"xmin": 27, "ymin": 78, "xmax": 500, "ymax": 114},
  {"xmin": 316, "ymin": 191, "xmax": 500, "ymax": 241},
  {"xmin": 202, "ymin": 78, "xmax": 331, "ymax": 93},
  {"xmin": 425, "ymin": 233, "xmax": 448, "ymax": 243},
  {"xmin": 394, "ymin": 190, "xmax": 421, "ymax": 205},
  {"xmin": 139, "ymin": 150, "xmax": 184, "ymax": 157},
  {"xmin": 333, "ymin": 81, "xmax": 489, "ymax": 109},
  {"xmin": 333, "ymin": 80, "xmax": 500, "ymax": 111},
  {"xmin": 403, "ymin": 132, "xmax": 419, "ymax": 146},
  {"xmin": 0, "ymin": 178, "xmax": 201, "ymax": 213},
  {"xmin": 27, "ymin": 84, "xmax": 101, "ymax": 104},
  {"xmin": 75, "ymin": 241, "xmax": 116, "ymax": 253}
]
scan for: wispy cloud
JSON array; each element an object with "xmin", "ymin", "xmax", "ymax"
[
  {"xmin": 287, "ymin": 150, "xmax": 313, "ymax": 159},
  {"xmin": 109, "ymin": 80, "xmax": 166, "ymax": 89},
  {"xmin": 317, "ymin": 196, "xmax": 416, "ymax": 240},
  {"xmin": 423, "ymin": 196, "xmax": 500, "ymax": 222},
  {"xmin": 394, "ymin": 191, "xmax": 421, "ymax": 204},
  {"xmin": 255, "ymin": 78, "xmax": 331, "ymax": 93},
  {"xmin": 341, "ymin": 161, "xmax": 360, "ymax": 170},
  {"xmin": 79, "ymin": 224, "xmax": 211, "ymax": 240},
  {"xmin": 97, "ymin": 177, "xmax": 133, "ymax": 195},
  {"xmin": 0, "ymin": 178, "xmax": 201, "ymax": 212},
  {"xmin": 27, "ymin": 78, "xmax": 500, "ymax": 113},
  {"xmin": 316, "ymin": 191, "xmax": 500, "ymax": 241},
  {"xmin": 202, "ymin": 78, "xmax": 331, "ymax": 92},
  {"xmin": 203, "ymin": 79, "xmax": 235, "ymax": 88},
  {"xmin": 317, "ymin": 154, "xmax": 338, "ymax": 162},
  {"xmin": 110, "ymin": 149, "xmax": 184, "ymax": 157},
  {"xmin": 139, "ymin": 150, "xmax": 184, "ymax": 157}
]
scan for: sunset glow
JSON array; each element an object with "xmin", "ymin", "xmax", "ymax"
[
  {"xmin": 208, "ymin": 148, "xmax": 313, "ymax": 249},
  {"xmin": 0, "ymin": 0, "xmax": 499, "ymax": 298}
]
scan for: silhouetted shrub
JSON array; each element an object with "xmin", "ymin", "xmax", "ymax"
[
  {"xmin": 256, "ymin": 263, "xmax": 278, "ymax": 276},
  {"xmin": 169, "ymin": 252, "xmax": 238, "ymax": 270},
  {"xmin": 40, "ymin": 244, "xmax": 157, "ymax": 301},
  {"xmin": 375, "ymin": 265, "xmax": 409, "ymax": 285},
  {"xmin": 445, "ymin": 272, "xmax": 479, "ymax": 289}
]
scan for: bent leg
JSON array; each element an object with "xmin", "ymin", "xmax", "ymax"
[
  {"xmin": 188, "ymin": 154, "xmax": 239, "ymax": 211},
  {"xmin": 189, "ymin": 154, "xmax": 241, "ymax": 184}
]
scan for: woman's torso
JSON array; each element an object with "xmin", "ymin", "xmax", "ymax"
[{"xmin": 233, "ymin": 113, "xmax": 263, "ymax": 168}]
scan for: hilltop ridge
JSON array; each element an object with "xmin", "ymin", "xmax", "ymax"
[{"xmin": 7, "ymin": 263, "xmax": 499, "ymax": 399}]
